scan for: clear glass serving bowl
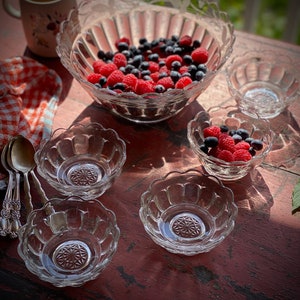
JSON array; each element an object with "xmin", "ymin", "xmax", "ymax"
[
  {"xmin": 56, "ymin": 0, "xmax": 235, "ymax": 123},
  {"xmin": 35, "ymin": 123, "xmax": 126, "ymax": 200},
  {"xmin": 187, "ymin": 105, "xmax": 274, "ymax": 181},
  {"xmin": 225, "ymin": 50, "xmax": 300, "ymax": 119},
  {"xmin": 139, "ymin": 169, "xmax": 237, "ymax": 255},
  {"xmin": 17, "ymin": 196, "xmax": 120, "ymax": 287}
]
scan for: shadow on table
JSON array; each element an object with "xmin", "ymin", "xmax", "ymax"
[
  {"xmin": 23, "ymin": 47, "xmax": 73, "ymax": 103},
  {"xmin": 72, "ymin": 99, "xmax": 205, "ymax": 174}
]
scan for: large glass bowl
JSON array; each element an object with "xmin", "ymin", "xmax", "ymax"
[
  {"xmin": 225, "ymin": 50, "xmax": 300, "ymax": 119},
  {"xmin": 17, "ymin": 196, "xmax": 120, "ymax": 287},
  {"xmin": 56, "ymin": 0, "xmax": 235, "ymax": 123},
  {"xmin": 35, "ymin": 123, "xmax": 126, "ymax": 200},
  {"xmin": 139, "ymin": 169, "xmax": 238, "ymax": 255},
  {"xmin": 187, "ymin": 105, "xmax": 274, "ymax": 181}
]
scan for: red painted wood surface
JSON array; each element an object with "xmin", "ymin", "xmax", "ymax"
[{"xmin": 0, "ymin": 5, "xmax": 300, "ymax": 300}]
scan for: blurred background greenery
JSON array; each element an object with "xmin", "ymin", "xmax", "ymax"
[{"xmin": 218, "ymin": 0, "xmax": 300, "ymax": 45}]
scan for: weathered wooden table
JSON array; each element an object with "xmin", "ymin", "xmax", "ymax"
[{"xmin": 0, "ymin": 5, "xmax": 300, "ymax": 300}]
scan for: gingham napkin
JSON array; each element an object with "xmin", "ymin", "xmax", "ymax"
[{"xmin": 0, "ymin": 56, "xmax": 62, "ymax": 150}]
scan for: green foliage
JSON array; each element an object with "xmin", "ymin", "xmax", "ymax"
[{"xmin": 292, "ymin": 179, "xmax": 300, "ymax": 214}]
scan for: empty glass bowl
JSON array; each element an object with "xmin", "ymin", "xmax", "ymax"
[
  {"xmin": 35, "ymin": 123, "xmax": 126, "ymax": 200},
  {"xmin": 187, "ymin": 105, "xmax": 274, "ymax": 181},
  {"xmin": 225, "ymin": 50, "xmax": 300, "ymax": 119},
  {"xmin": 139, "ymin": 169, "xmax": 237, "ymax": 255},
  {"xmin": 17, "ymin": 196, "xmax": 120, "ymax": 287},
  {"xmin": 56, "ymin": 0, "xmax": 235, "ymax": 123}
]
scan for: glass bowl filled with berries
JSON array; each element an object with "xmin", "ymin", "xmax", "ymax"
[
  {"xmin": 187, "ymin": 105, "xmax": 274, "ymax": 181},
  {"xmin": 56, "ymin": 0, "xmax": 235, "ymax": 123}
]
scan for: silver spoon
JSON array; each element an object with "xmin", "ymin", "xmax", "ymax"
[
  {"xmin": 0, "ymin": 142, "xmax": 14, "ymax": 236},
  {"xmin": 9, "ymin": 136, "xmax": 48, "ymax": 207}
]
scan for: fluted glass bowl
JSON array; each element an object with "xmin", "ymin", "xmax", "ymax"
[
  {"xmin": 35, "ymin": 123, "xmax": 126, "ymax": 200},
  {"xmin": 56, "ymin": 0, "xmax": 235, "ymax": 123},
  {"xmin": 139, "ymin": 169, "xmax": 237, "ymax": 255},
  {"xmin": 187, "ymin": 105, "xmax": 274, "ymax": 181},
  {"xmin": 17, "ymin": 196, "xmax": 120, "ymax": 287},
  {"xmin": 225, "ymin": 50, "xmax": 300, "ymax": 119}
]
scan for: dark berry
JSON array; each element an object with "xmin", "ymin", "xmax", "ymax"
[
  {"xmin": 248, "ymin": 147, "xmax": 256, "ymax": 156},
  {"xmin": 204, "ymin": 136, "xmax": 219, "ymax": 148},
  {"xmin": 183, "ymin": 54, "xmax": 193, "ymax": 65},
  {"xmin": 192, "ymin": 40, "xmax": 201, "ymax": 48},
  {"xmin": 232, "ymin": 134, "xmax": 243, "ymax": 143},
  {"xmin": 220, "ymin": 125, "xmax": 229, "ymax": 133},
  {"xmin": 97, "ymin": 50, "xmax": 106, "ymax": 59},
  {"xmin": 251, "ymin": 139, "xmax": 264, "ymax": 151},
  {"xmin": 148, "ymin": 53, "xmax": 159, "ymax": 62},
  {"xmin": 171, "ymin": 60, "xmax": 181, "ymax": 70},
  {"xmin": 236, "ymin": 128, "xmax": 250, "ymax": 140},
  {"xmin": 245, "ymin": 137, "xmax": 254, "ymax": 144},
  {"xmin": 195, "ymin": 70, "xmax": 205, "ymax": 81},
  {"xmin": 117, "ymin": 42, "xmax": 129, "ymax": 52},
  {"xmin": 170, "ymin": 70, "xmax": 181, "ymax": 83},
  {"xmin": 139, "ymin": 37, "xmax": 147, "ymax": 44},
  {"xmin": 155, "ymin": 84, "xmax": 166, "ymax": 93},
  {"xmin": 140, "ymin": 61, "xmax": 149, "ymax": 70},
  {"xmin": 199, "ymin": 144, "xmax": 209, "ymax": 154},
  {"xmin": 113, "ymin": 82, "xmax": 126, "ymax": 90}
]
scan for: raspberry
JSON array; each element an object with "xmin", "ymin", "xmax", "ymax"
[
  {"xmin": 218, "ymin": 135, "xmax": 235, "ymax": 153},
  {"xmin": 148, "ymin": 61, "xmax": 160, "ymax": 73},
  {"xmin": 122, "ymin": 73, "xmax": 138, "ymax": 91},
  {"xmin": 87, "ymin": 73, "xmax": 102, "ymax": 84},
  {"xmin": 191, "ymin": 47, "xmax": 209, "ymax": 64},
  {"xmin": 157, "ymin": 76, "xmax": 174, "ymax": 89},
  {"xmin": 92, "ymin": 60, "xmax": 105, "ymax": 73},
  {"xmin": 99, "ymin": 63, "xmax": 118, "ymax": 77},
  {"xmin": 218, "ymin": 150, "xmax": 234, "ymax": 162},
  {"xmin": 179, "ymin": 65, "xmax": 189, "ymax": 74},
  {"xmin": 203, "ymin": 126, "xmax": 221, "ymax": 138},
  {"xmin": 107, "ymin": 70, "xmax": 125, "ymax": 87},
  {"xmin": 208, "ymin": 146, "xmax": 221, "ymax": 158},
  {"xmin": 150, "ymin": 71, "xmax": 160, "ymax": 82},
  {"xmin": 135, "ymin": 79, "xmax": 155, "ymax": 94},
  {"xmin": 165, "ymin": 55, "xmax": 183, "ymax": 69},
  {"xmin": 233, "ymin": 149, "xmax": 252, "ymax": 162},
  {"xmin": 113, "ymin": 53, "xmax": 127, "ymax": 68},
  {"xmin": 179, "ymin": 35, "xmax": 192, "ymax": 47},
  {"xmin": 175, "ymin": 76, "xmax": 193, "ymax": 89},
  {"xmin": 235, "ymin": 141, "xmax": 251, "ymax": 151}
]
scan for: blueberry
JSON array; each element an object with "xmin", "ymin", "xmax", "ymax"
[
  {"xmin": 99, "ymin": 77, "xmax": 107, "ymax": 86},
  {"xmin": 195, "ymin": 70, "xmax": 205, "ymax": 81},
  {"xmin": 97, "ymin": 50, "xmax": 106, "ymax": 59},
  {"xmin": 199, "ymin": 144, "xmax": 209, "ymax": 154},
  {"xmin": 245, "ymin": 137, "xmax": 254, "ymax": 144},
  {"xmin": 148, "ymin": 53, "xmax": 159, "ymax": 62},
  {"xmin": 132, "ymin": 54, "xmax": 143, "ymax": 67},
  {"xmin": 170, "ymin": 70, "xmax": 181, "ymax": 83},
  {"xmin": 140, "ymin": 61, "xmax": 149, "ymax": 70},
  {"xmin": 248, "ymin": 147, "xmax": 256, "ymax": 156},
  {"xmin": 187, "ymin": 64, "xmax": 197, "ymax": 76},
  {"xmin": 197, "ymin": 64, "xmax": 207, "ymax": 73},
  {"xmin": 165, "ymin": 46, "xmax": 174, "ymax": 55},
  {"xmin": 117, "ymin": 42, "xmax": 129, "ymax": 52},
  {"xmin": 232, "ymin": 134, "xmax": 243, "ymax": 143},
  {"xmin": 251, "ymin": 139, "xmax": 263, "ymax": 151},
  {"xmin": 113, "ymin": 82, "xmax": 126, "ymax": 90},
  {"xmin": 131, "ymin": 68, "xmax": 140, "ymax": 78},
  {"xmin": 155, "ymin": 84, "xmax": 165, "ymax": 93},
  {"xmin": 192, "ymin": 40, "xmax": 201, "ymax": 48},
  {"xmin": 220, "ymin": 125, "xmax": 229, "ymax": 133},
  {"xmin": 183, "ymin": 54, "xmax": 193, "ymax": 65},
  {"xmin": 236, "ymin": 128, "xmax": 250, "ymax": 140},
  {"xmin": 204, "ymin": 136, "xmax": 218, "ymax": 148},
  {"xmin": 139, "ymin": 37, "xmax": 147, "ymax": 45},
  {"xmin": 171, "ymin": 60, "xmax": 181, "ymax": 70}
]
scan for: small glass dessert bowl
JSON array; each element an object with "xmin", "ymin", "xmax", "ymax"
[
  {"xmin": 35, "ymin": 122, "xmax": 126, "ymax": 200},
  {"xmin": 225, "ymin": 50, "xmax": 300, "ymax": 119},
  {"xmin": 187, "ymin": 105, "xmax": 274, "ymax": 181},
  {"xmin": 139, "ymin": 169, "xmax": 238, "ymax": 256},
  {"xmin": 17, "ymin": 196, "xmax": 120, "ymax": 287},
  {"xmin": 56, "ymin": 0, "xmax": 235, "ymax": 124}
]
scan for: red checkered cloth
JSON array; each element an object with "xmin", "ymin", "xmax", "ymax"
[{"xmin": 0, "ymin": 56, "xmax": 62, "ymax": 151}]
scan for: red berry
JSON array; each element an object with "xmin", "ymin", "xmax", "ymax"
[
  {"xmin": 208, "ymin": 146, "xmax": 221, "ymax": 158},
  {"xmin": 150, "ymin": 71, "xmax": 160, "ymax": 82},
  {"xmin": 107, "ymin": 70, "xmax": 125, "ymax": 87},
  {"xmin": 148, "ymin": 61, "xmax": 160, "ymax": 73},
  {"xmin": 135, "ymin": 79, "xmax": 155, "ymax": 94},
  {"xmin": 122, "ymin": 73, "xmax": 138, "ymax": 91},
  {"xmin": 179, "ymin": 35, "xmax": 192, "ymax": 47},
  {"xmin": 191, "ymin": 47, "xmax": 209, "ymax": 64},
  {"xmin": 203, "ymin": 126, "xmax": 221, "ymax": 138},
  {"xmin": 233, "ymin": 149, "xmax": 252, "ymax": 162},
  {"xmin": 92, "ymin": 60, "xmax": 105, "ymax": 73},
  {"xmin": 218, "ymin": 150, "xmax": 234, "ymax": 162},
  {"xmin": 157, "ymin": 76, "xmax": 174, "ymax": 89},
  {"xmin": 99, "ymin": 63, "xmax": 118, "ymax": 77},
  {"xmin": 113, "ymin": 53, "xmax": 127, "ymax": 68},
  {"xmin": 179, "ymin": 65, "xmax": 189, "ymax": 74},
  {"xmin": 175, "ymin": 76, "xmax": 193, "ymax": 89},
  {"xmin": 87, "ymin": 73, "xmax": 102, "ymax": 84},
  {"xmin": 218, "ymin": 135, "xmax": 235, "ymax": 153},
  {"xmin": 165, "ymin": 55, "xmax": 183, "ymax": 69},
  {"xmin": 235, "ymin": 141, "xmax": 251, "ymax": 151}
]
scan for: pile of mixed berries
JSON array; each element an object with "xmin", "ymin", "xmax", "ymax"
[
  {"xmin": 86, "ymin": 35, "xmax": 209, "ymax": 94},
  {"xmin": 200, "ymin": 125, "xmax": 264, "ymax": 162}
]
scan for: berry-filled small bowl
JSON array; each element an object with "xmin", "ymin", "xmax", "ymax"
[
  {"xmin": 56, "ymin": 0, "xmax": 235, "ymax": 123},
  {"xmin": 187, "ymin": 105, "xmax": 274, "ymax": 181},
  {"xmin": 35, "ymin": 122, "xmax": 126, "ymax": 200},
  {"xmin": 139, "ymin": 169, "xmax": 238, "ymax": 255},
  {"xmin": 225, "ymin": 50, "xmax": 300, "ymax": 119},
  {"xmin": 17, "ymin": 196, "xmax": 120, "ymax": 287}
]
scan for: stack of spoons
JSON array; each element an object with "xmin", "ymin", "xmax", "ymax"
[{"xmin": 0, "ymin": 135, "xmax": 48, "ymax": 238}]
